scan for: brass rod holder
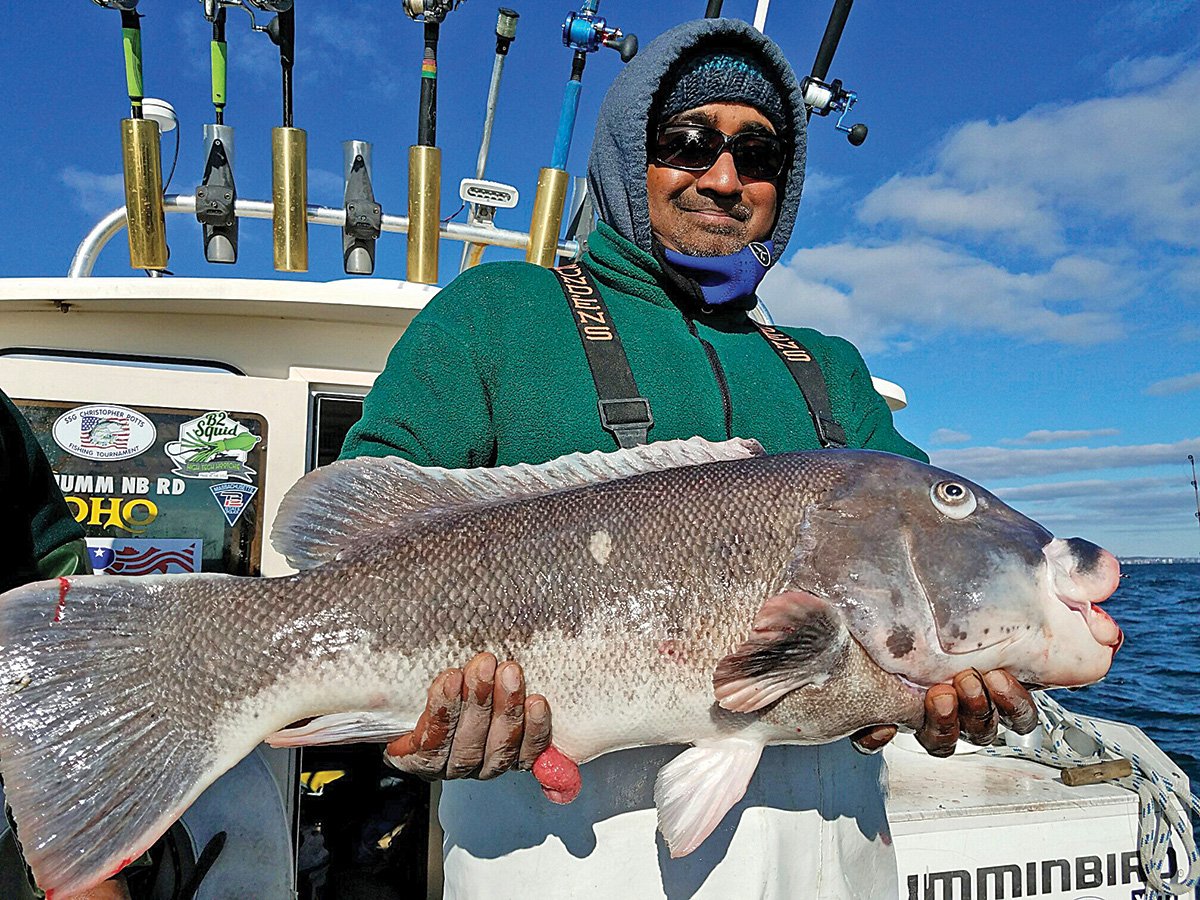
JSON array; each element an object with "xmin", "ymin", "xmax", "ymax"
[
  {"xmin": 526, "ymin": 166, "xmax": 570, "ymax": 268},
  {"xmin": 407, "ymin": 144, "xmax": 441, "ymax": 284},
  {"xmin": 272, "ymin": 126, "xmax": 308, "ymax": 272},
  {"xmin": 120, "ymin": 117, "xmax": 168, "ymax": 270}
]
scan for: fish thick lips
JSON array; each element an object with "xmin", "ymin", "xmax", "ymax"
[{"xmin": 1048, "ymin": 540, "xmax": 1122, "ymax": 647}]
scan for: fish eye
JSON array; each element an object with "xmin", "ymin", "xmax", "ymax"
[{"xmin": 931, "ymin": 481, "xmax": 977, "ymax": 519}]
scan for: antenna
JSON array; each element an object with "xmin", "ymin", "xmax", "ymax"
[{"xmin": 1189, "ymin": 455, "xmax": 1200, "ymax": 553}]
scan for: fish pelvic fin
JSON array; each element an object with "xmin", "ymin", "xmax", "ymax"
[
  {"xmin": 0, "ymin": 575, "xmax": 240, "ymax": 896},
  {"xmin": 713, "ymin": 590, "xmax": 849, "ymax": 713},
  {"xmin": 271, "ymin": 436, "xmax": 765, "ymax": 569},
  {"xmin": 266, "ymin": 711, "xmax": 413, "ymax": 747},
  {"xmin": 654, "ymin": 738, "xmax": 764, "ymax": 858}
]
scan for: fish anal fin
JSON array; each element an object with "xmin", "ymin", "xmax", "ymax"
[
  {"xmin": 653, "ymin": 739, "xmax": 764, "ymax": 858},
  {"xmin": 265, "ymin": 712, "xmax": 412, "ymax": 748},
  {"xmin": 713, "ymin": 589, "xmax": 849, "ymax": 713}
]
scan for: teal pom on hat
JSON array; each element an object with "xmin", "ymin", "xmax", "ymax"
[{"xmin": 658, "ymin": 49, "xmax": 786, "ymax": 131}]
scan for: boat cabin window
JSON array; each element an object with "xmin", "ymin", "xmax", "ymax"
[{"xmin": 310, "ymin": 393, "xmax": 365, "ymax": 470}]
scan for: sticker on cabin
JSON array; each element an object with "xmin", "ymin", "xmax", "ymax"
[
  {"xmin": 165, "ymin": 411, "xmax": 262, "ymax": 483},
  {"xmin": 52, "ymin": 404, "xmax": 157, "ymax": 462},
  {"xmin": 211, "ymin": 482, "xmax": 258, "ymax": 527},
  {"xmin": 86, "ymin": 538, "xmax": 202, "ymax": 575}
]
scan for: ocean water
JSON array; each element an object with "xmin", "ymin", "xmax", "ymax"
[{"xmin": 1064, "ymin": 562, "xmax": 1200, "ymax": 834}]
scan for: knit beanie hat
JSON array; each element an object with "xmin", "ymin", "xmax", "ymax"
[{"xmin": 657, "ymin": 49, "xmax": 786, "ymax": 131}]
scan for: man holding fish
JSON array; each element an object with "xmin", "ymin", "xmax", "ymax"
[
  {"xmin": 0, "ymin": 15, "xmax": 1125, "ymax": 900},
  {"xmin": 342, "ymin": 17, "xmax": 1042, "ymax": 900}
]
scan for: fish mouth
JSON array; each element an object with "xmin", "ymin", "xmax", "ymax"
[
  {"xmin": 1044, "ymin": 538, "xmax": 1123, "ymax": 649},
  {"xmin": 1056, "ymin": 594, "xmax": 1123, "ymax": 649}
]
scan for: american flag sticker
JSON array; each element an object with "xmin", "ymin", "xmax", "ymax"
[
  {"xmin": 87, "ymin": 538, "xmax": 202, "ymax": 576},
  {"xmin": 53, "ymin": 404, "xmax": 156, "ymax": 462}
]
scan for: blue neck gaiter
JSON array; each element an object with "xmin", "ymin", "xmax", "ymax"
[{"xmin": 662, "ymin": 241, "xmax": 774, "ymax": 306}]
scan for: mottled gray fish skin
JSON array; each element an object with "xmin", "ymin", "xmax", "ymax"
[{"xmin": 0, "ymin": 441, "xmax": 1121, "ymax": 894}]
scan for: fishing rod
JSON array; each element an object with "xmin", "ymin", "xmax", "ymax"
[
  {"xmin": 260, "ymin": 2, "xmax": 307, "ymax": 272},
  {"xmin": 402, "ymin": 0, "xmax": 464, "ymax": 284},
  {"xmin": 800, "ymin": 0, "xmax": 868, "ymax": 146},
  {"xmin": 459, "ymin": 7, "xmax": 521, "ymax": 271},
  {"xmin": 1190, "ymin": 455, "xmax": 1200, "ymax": 552},
  {"xmin": 527, "ymin": 0, "xmax": 636, "ymax": 267},
  {"xmin": 703, "ymin": 0, "xmax": 770, "ymax": 29},
  {"xmin": 196, "ymin": 3, "xmax": 238, "ymax": 264},
  {"xmin": 92, "ymin": 0, "xmax": 169, "ymax": 270}
]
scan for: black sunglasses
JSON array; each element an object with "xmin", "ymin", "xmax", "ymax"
[{"xmin": 652, "ymin": 124, "xmax": 787, "ymax": 181}]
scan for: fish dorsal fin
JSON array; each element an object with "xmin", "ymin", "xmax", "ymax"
[{"xmin": 271, "ymin": 436, "xmax": 765, "ymax": 570}]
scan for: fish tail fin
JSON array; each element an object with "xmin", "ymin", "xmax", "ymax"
[{"xmin": 0, "ymin": 574, "xmax": 244, "ymax": 897}]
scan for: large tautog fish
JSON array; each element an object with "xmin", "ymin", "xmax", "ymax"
[{"xmin": 0, "ymin": 437, "xmax": 1121, "ymax": 897}]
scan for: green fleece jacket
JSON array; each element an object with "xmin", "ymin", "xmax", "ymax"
[
  {"xmin": 342, "ymin": 223, "xmax": 925, "ymax": 467},
  {"xmin": 1, "ymin": 390, "xmax": 90, "ymax": 594}
]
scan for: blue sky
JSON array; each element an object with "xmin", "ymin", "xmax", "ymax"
[{"xmin": 4, "ymin": 1, "xmax": 1199, "ymax": 556}]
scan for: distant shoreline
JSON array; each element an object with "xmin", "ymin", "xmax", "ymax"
[{"xmin": 1119, "ymin": 557, "xmax": 1200, "ymax": 565}]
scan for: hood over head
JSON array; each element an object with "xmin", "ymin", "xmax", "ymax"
[{"xmin": 587, "ymin": 18, "xmax": 806, "ymax": 268}]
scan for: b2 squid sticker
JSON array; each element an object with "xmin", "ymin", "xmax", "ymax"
[{"xmin": 165, "ymin": 411, "xmax": 262, "ymax": 483}]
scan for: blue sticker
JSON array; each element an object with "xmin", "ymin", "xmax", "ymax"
[{"xmin": 210, "ymin": 482, "xmax": 259, "ymax": 527}]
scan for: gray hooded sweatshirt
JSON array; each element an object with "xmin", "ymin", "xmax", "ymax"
[{"xmin": 588, "ymin": 17, "xmax": 806, "ymax": 268}]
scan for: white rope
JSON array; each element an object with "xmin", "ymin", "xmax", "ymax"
[{"xmin": 981, "ymin": 693, "xmax": 1200, "ymax": 898}]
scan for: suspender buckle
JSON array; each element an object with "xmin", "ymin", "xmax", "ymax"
[
  {"xmin": 815, "ymin": 416, "xmax": 847, "ymax": 449},
  {"xmin": 597, "ymin": 397, "xmax": 653, "ymax": 448}
]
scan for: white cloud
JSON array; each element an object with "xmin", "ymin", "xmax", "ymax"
[
  {"xmin": 798, "ymin": 168, "xmax": 848, "ymax": 206},
  {"xmin": 60, "ymin": 167, "xmax": 126, "ymax": 217},
  {"xmin": 771, "ymin": 62, "xmax": 1200, "ymax": 352},
  {"xmin": 761, "ymin": 239, "xmax": 1127, "ymax": 352},
  {"xmin": 932, "ymin": 437, "xmax": 1200, "ymax": 481},
  {"xmin": 930, "ymin": 428, "xmax": 971, "ymax": 445},
  {"xmin": 1145, "ymin": 371, "xmax": 1200, "ymax": 396},
  {"xmin": 858, "ymin": 177, "xmax": 1062, "ymax": 252},
  {"xmin": 1106, "ymin": 52, "xmax": 1192, "ymax": 89},
  {"xmin": 1001, "ymin": 428, "xmax": 1121, "ymax": 445},
  {"xmin": 995, "ymin": 477, "xmax": 1170, "ymax": 502},
  {"xmin": 933, "ymin": 64, "xmax": 1200, "ymax": 250}
]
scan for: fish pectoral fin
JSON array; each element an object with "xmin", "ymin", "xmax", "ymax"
[
  {"xmin": 266, "ymin": 712, "xmax": 413, "ymax": 748},
  {"xmin": 713, "ymin": 589, "xmax": 849, "ymax": 713},
  {"xmin": 653, "ymin": 738, "xmax": 764, "ymax": 858}
]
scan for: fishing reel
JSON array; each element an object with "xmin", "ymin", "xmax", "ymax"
[
  {"xmin": 800, "ymin": 75, "xmax": 868, "ymax": 146},
  {"xmin": 402, "ymin": 0, "xmax": 466, "ymax": 24},
  {"xmin": 562, "ymin": 2, "xmax": 637, "ymax": 62},
  {"xmin": 197, "ymin": 0, "xmax": 292, "ymax": 28}
]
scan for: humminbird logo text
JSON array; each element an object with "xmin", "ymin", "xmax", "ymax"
[
  {"xmin": 906, "ymin": 847, "xmax": 1178, "ymax": 899},
  {"xmin": 558, "ymin": 264, "xmax": 613, "ymax": 342},
  {"xmin": 758, "ymin": 325, "xmax": 812, "ymax": 363}
]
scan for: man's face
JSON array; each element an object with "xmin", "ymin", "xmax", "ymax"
[{"xmin": 647, "ymin": 102, "xmax": 781, "ymax": 257}]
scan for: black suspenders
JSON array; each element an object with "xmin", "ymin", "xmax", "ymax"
[
  {"xmin": 553, "ymin": 262, "xmax": 846, "ymax": 450},
  {"xmin": 753, "ymin": 323, "xmax": 848, "ymax": 448},
  {"xmin": 553, "ymin": 262, "xmax": 654, "ymax": 449}
]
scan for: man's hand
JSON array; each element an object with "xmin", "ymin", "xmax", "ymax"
[
  {"xmin": 385, "ymin": 653, "xmax": 552, "ymax": 779},
  {"xmin": 851, "ymin": 669, "xmax": 1038, "ymax": 756}
]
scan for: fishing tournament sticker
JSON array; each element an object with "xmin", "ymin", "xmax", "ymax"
[
  {"xmin": 52, "ymin": 404, "xmax": 157, "ymax": 462},
  {"xmin": 165, "ymin": 410, "xmax": 262, "ymax": 483}
]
